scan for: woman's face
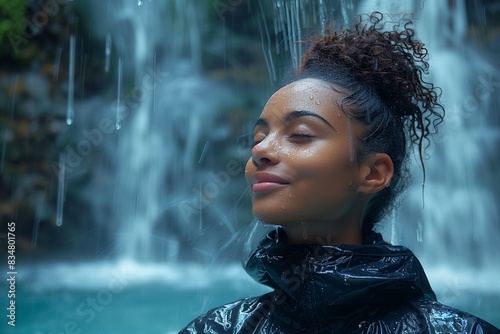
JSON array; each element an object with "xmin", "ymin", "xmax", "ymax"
[{"xmin": 245, "ymin": 78, "xmax": 367, "ymax": 228}]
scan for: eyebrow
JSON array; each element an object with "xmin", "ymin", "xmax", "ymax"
[{"xmin": 253, "ymin": 110, "xmax": 335, "ymax": 130}]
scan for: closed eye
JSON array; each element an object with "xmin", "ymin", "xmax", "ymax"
[
  {"xmin": 290, "ymin": 133, "xmax": 313, "ymax": 138},
  {"xmin": 289, "ymin": 133, "xmax": 314, "ymax": 142}
]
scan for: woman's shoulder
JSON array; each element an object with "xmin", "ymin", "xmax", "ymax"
[{"xmin": 177, "ymin": 292, "xmax": 276, "ymax": 334}]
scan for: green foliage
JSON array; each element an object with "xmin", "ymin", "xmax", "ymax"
[{"xmin": 0, "ymin": 1, "xmax": 26, "ymax": 53}]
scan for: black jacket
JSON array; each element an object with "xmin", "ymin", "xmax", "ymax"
[{"xmin": 179, "ymin": 229, "xmax": 499, "ymax": 333}]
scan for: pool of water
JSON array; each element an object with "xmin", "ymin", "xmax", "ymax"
[
  {"xmin": 4, "ymin": 262, "xmax": 500, "ymax": 333},
  {"xmin": 9, "ymin": 283, "xmax": 269, "ymax": 334}
]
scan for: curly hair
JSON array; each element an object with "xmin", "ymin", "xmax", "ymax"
[{"xmin": 296, "ymin": 12, "xmax": 445, "ymax": 238}]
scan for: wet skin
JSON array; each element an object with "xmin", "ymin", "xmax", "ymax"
[{"xmin": 245, "ymin": 78, "xmax": 393, "ymax": 245}]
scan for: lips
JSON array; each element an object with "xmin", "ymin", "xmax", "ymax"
[{"xmin": 251, "ymin": 172, "xmax": 289, "ymax": 192}]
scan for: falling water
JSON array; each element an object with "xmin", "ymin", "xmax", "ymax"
[
  {"xmin": 32, "ymin": 200, "xmax": 42, "ymax": 247},
  {"xmin": 84, "ymin": 0, "xmax": 238, "ymax": 263},
  {"xmin": 66, "ymin": 34, "xmax": 75, "ymax": 125},
  {"xmin": 198, "ymin": 141, "xmax": 210, "ymax": 165},
  {"xmin": 52, "ymin": 46, "xmax": 62, "ymax": 81},
  {"xmin": 104, "ymin": 32, "xmax": 112, "ymax": 73},
  {"xmin": 416, "ymin": 0, "xmax": 499, "ymax": 269},
  {"xmin": 56, "ymin": 154, "xmax": 66, "ymax": 227},
  {"xmin": 115, "ymin": 57, "xmax": 123, "ymax": 130}
]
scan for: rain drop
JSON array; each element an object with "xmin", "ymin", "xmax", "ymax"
[
  {"xmin": 309, "ymin": 95, "xmax": 314, "ymax": 100},
  {"xmin": 66, "ymin": 34, "xmax": 76, "ymax": 125},
  {"xmin": 315, "ymin": 101, "xmax": 320, "ymax": 105},
  {"xmin": 116, "ymin": 57, "xmax": 123, "ymax": 130},
  {"xmin": 104, "ymin": 32, "xmax": 112, "ymax": 73},
  {"xmin": 53, "ymin": 47, "xmax": 62, "ymax": 81},
  {"xmin": 56, "ymin": 154, "xmax": 66, "ymax": 227},
  {"xmin": 198, "ymin": 141, "xmax": 210, "ymax": 164},
  {"xmin": 416, "ymin": 221, "xmax": 423, "ymax": 243}
]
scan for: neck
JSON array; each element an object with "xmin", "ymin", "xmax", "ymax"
[{"xmin": 283, "ymin": 219, "xmax": 362, "ymax": 245}]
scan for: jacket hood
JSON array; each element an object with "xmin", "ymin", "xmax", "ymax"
[{"xmin": 244, "ymin": 228, "xmax": 436, "ymax": 313}]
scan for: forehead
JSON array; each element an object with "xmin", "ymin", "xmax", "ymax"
[
  {"xmin": 262, "ymin": 78, "xmax": 346, "ymax": 117},
  {"xmin": 269, "ymin": 78, "xmax": 332, "ymax": 99}
]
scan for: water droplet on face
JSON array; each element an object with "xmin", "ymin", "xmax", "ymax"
[
  {"xmin": 288, "ymin": 193, "xmax": 292, "ymax": 199},
  {"xmin": 281, "ymin": 206, "xmax": 285, "ymax": 210}
]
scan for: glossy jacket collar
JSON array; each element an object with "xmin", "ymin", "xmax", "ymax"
[{"xmin": 244, "ymin": 228, "xmax": 436, "ymax": 310}]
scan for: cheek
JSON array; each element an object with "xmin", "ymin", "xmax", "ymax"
[{"xmin": 293, "ymin": 159, "xmax": 355, "ymax": 196}]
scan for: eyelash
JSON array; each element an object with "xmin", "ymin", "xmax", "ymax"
[
  {"xmin": 252, "ymin": 133, "xmax": 312, "ymax": 147},
  {"xmin": 290, "ymin": 133, "xmax": 313, "ymax": 139}
]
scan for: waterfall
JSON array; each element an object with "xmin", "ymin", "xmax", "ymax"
[{"xmin": 87, "ymin": 0, "xmax": 242, "ymax": 263}]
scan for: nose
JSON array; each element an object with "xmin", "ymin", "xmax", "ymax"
[{"xmin": 251, "ymin": 137, "xmax": 279, "ymax": 167}]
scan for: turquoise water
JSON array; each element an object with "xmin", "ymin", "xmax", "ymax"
[
  {"xmin": 2, "ymin": 262, "xmax": 271, "ymax": 334},
  {"xmin": 4, "ymin": 262, "xmax": 499, "ymax": 333},
  {"xmin": 7, "ymin": 284, "xmax": 269, "ymax": 334}
]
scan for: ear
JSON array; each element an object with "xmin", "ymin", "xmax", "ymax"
[{"xmin": 357, "ymin": 153, "xmax": 394, "ymax": 194}]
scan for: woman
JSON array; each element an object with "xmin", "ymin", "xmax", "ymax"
[{"xmin": 179, "ymin": 13, "xmax": 500, "ymax": 333}]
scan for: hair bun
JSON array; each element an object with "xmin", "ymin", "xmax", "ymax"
[{"xmin": 299, "ymin": 12, "xmax": 444, "ymax": 146}]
